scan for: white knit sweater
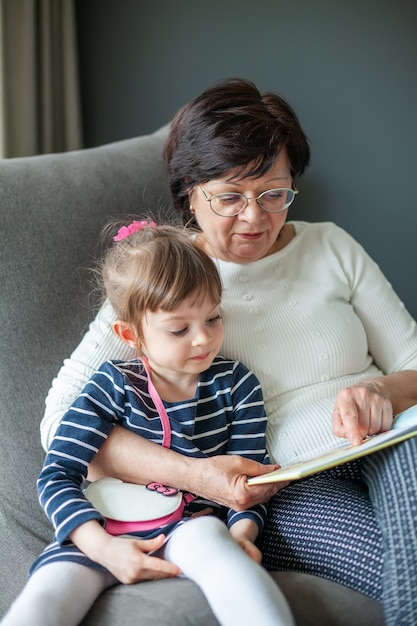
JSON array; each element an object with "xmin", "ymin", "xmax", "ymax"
[{"xmin": 42, "ymin": 222, "xmax": 417, "ymax": 466}]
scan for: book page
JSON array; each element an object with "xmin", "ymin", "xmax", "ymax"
[{"xmin": 248, "ymin": 405, "xmax": 417, "ymax": 485}]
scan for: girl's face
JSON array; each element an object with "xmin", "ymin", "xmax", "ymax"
[
  {"xmin": 140, "ymin": 293, "xmax": 224, "ymax": 386},
  {"xmin": 189, "ymin": 151, "xmax": 293, "ymax": 264}
]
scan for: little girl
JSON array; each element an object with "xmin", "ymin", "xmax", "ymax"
[{"xmin": 1, "ymin": 222, "xmax": 293, "ymax": 626}]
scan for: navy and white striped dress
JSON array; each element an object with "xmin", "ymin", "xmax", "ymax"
[{"xmin": 32, "ymin": 356, "xmax": 269, "ymax": 573}]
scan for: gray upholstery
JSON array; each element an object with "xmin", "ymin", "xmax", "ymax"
[{"xmin": 0, "ymin": 126, "xmax": 384, "ymax": 625}]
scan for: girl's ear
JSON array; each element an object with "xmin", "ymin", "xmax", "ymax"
[{"xmin": 113, "ymin": 320, "xmax": 140, "ymax": 349}]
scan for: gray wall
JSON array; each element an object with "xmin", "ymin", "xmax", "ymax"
[{"xmin": 76, "ymin": 0, "xmax": 417, "ymax": 318}]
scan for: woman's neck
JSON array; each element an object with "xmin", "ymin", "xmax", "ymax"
[{"xmin": 274, "ymin": 222, "xmax": 295, "ymax": 251}]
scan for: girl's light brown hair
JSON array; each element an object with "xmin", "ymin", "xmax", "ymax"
[{"xmin": 102, "ymin": 224, "xmax": 222, "ymax": 337}]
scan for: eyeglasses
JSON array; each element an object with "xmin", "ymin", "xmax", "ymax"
[{"xmin": 198, "ymin": 184, "xmax": 299, "ymax": 217}]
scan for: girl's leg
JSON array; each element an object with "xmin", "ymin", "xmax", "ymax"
[
  {"xmin": 162, "ymin": 516, "xmax": 294, "ymax": 626},
  {"xmin": 261, "ymin": 464, "xmax": 383, "ymax": 600},
  {"xmin": 361, "ymin": 437, "xmax": 417, "ymax": 626},
  {"xmin": 1, "ymin": 562, "xmax": 116, "ymax": 626}
]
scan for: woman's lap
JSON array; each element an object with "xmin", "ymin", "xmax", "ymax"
[
  {"xmin": 361, "ymin": 436, "xmax": 417, "ymax": 624},
  {"xmin": 262, "ymin": 435, "xmax": 417, "ymax": 624},
  {"xmin": 260, "ymin": 460, "xmax": 383, "ymax": 600}
]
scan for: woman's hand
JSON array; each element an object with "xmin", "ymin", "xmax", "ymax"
[
  {"xmin": 192, "ymin": 455, "xmax": 283, "ymax": 511},
  {"xmin": 89, "ymin": 427, "xmax": 282, "ymax": 511},
  {"xmin": 333, "ymin": 371, "xmax": 417, "ymax": 445},
  {"xmin": 70, "ymin": 521, "xmax": 180, "ymax": 584},
  {"xmin": 332, "ymin": 381, "xmax": 393, "ymax": 445}
]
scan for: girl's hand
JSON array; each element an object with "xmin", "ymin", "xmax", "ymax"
[
  {"xmin": 234, "ymin": 536, "xmax": 262, "ymax": 563},
  {"xmin": 229, "ymin": 519, "xmax": 262, "ymax": 563},
  {"xmin": 98, "ymin": 534, "xmax": 181, "ymax": 584},
  {"xmin": 332, "ymin": 381, "xmax": 393, "ymax": 446},
  {"xmin": 70, "ymin": 521, "xmax": 180, "ymax": 584}
]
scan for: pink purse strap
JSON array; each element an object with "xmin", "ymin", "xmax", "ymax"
[
  {"xmin": 139, "ymin": 356, "xmax": 171, "ymax": 448},
  {"xmin": 139, "ymin": 356, "xmax": 196, "ymax": 508}
]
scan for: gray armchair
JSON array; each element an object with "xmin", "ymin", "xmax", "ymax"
[{"xmin": 0, "ymin": 126, "xmax": 384, "ymax": 625}]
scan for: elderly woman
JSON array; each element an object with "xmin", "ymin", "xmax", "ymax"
[{"xmin": 41, "ymin": 78, "xmax": 417, "ymax": 626}]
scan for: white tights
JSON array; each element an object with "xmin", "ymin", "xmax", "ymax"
[
  {"xmin": 1, "ymin": 562, "xmax": 116, "ymax": 626},
  {"xmin": 1, "ymin": 517, "xmax": 294, "ymax": 626},
  {"xmin": 162, "ymin": 516, "xmax": 294, "ymax": 626}
]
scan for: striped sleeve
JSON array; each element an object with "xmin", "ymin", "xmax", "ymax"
[
  {"xmin": 227, "ymin": 361, "xmax": 269, "ymax": 462},
  {"xmin": 225, "ymin": 361, "xmax": 270, "ymax": 533},
  {"xmin": 37, "ymin": 361, "xmax": 129, "ymax": 544}
]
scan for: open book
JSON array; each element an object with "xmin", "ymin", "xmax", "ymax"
[{"xmin": 247, "ymin": 404, "xmax": 417, "ymax": 485}]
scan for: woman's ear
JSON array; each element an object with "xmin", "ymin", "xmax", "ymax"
[{"xmin": 113, "ymin": 320, "xmax": 140, "ymax": 349}]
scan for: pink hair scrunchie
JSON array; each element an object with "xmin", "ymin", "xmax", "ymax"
[{"xmin": 113, "ymin": 220, "xmax": 157, "ymax": 242}]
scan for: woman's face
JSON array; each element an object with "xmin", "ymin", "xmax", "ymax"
[{"xmin": 189, "ymin": 151, "xmax": 293, "ymax": 263}]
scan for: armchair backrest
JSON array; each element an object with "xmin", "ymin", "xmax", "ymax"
[{"xmin": 0, "ymin": 124, "xmax": 171, "ymax": 613}]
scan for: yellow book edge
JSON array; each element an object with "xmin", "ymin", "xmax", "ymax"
[{"xmin": 247, "ymin": 405, "xmax": 417, "ymax": 486}]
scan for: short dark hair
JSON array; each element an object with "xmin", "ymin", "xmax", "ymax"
[{"xmin": 164, "ymin": 78, "xmax": 310, "ymax": 214}]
